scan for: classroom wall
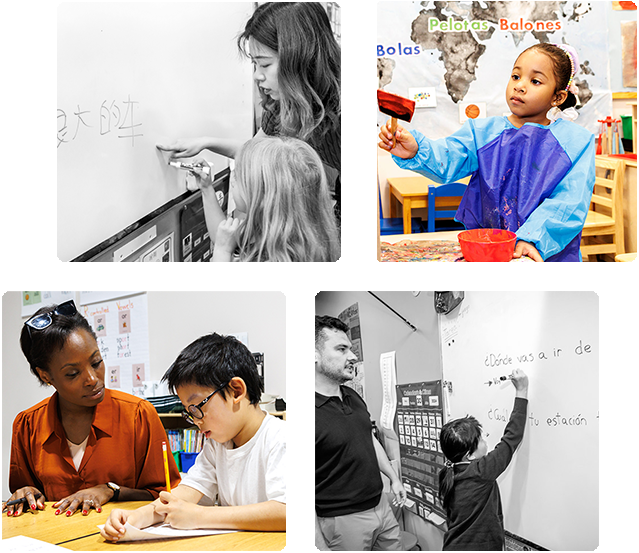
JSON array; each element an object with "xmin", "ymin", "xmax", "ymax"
[
  {"xmin": 1, "ymin": 291, "xmax": 286, "ymax": 500},
  {"xmin": 315, "ymin": 290, "xmax": 444, "ymax": 550}
]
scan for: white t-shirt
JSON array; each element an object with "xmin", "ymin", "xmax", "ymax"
[
  {"xmin": 180, "ymin": 412, "xmax": 286, "ymax": 506},
  {"xmin": 66, "ymin": 436, "xmax": 88, "ymax": 471}
]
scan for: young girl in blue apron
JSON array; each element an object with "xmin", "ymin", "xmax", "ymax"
[{"xmin": 379, "ymin": 43, "xmax": 595, "ymax": 262}]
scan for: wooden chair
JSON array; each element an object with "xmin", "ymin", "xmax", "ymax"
[
  {"xmin": 379, "ymin": 184, "xmax": 423, "ymax": 235},
  {"xmin": 581, "ymin": 156, "xmax": 625, "ymax": 261}
]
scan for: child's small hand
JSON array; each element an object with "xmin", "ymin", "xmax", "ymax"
[
  {"xmin": 215, "ymin": 217, "xmax": 240, "ymax": 254},
  {"xmin": 512, "ymin": 369, "xmax": 528, "ymax": 392},
  {"xmin": 378, "ymin": 121, "xmax": 418, "ymax": 159},
  {"xmin": 189, "ymin": 158, "xmax": 213, "ymax": 189},
  {"xmin": 154, "ymin": 492, "xmax": 201, "ymax": 530},
  {"xmin": 513, "ymin": 240, "xmax": 543, "ymax": 262}
]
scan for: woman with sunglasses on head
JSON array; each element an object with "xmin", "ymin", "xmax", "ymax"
[
  {"xmin": 4, "ymin": 301, "xmax": 180, "ymax": 518},
  {"xmin": 101, "ymin": 333, "xmax": 286, "ymax": 541}
]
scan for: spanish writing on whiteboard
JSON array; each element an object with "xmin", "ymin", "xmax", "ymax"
[
  {"xmin": 81, "ymin": 293, "xmax": 150, "ymax": 395},
  {"xmin": 57, "ymin": 95, "xmax": 143, "ymax": 148}
]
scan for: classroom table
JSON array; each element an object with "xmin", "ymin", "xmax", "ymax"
[{"xmin": 2, "ymin": 501, "xmax": 286, "ymax": 551}]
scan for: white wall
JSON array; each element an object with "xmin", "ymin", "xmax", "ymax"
[{"xmin": 2, "ymin": 291, "xmax": 285, "ymax": 500}]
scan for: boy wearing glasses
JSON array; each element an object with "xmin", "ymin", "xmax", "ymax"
[{"xmin": 101, "ymin": 333, "xmax": 286, "ymax": 540}]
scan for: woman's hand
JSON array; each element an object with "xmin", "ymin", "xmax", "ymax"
[
  {"xmin": 156, "ymin": 138, "xmax": 208, "ymax": 160},
  {"xmin": 3, "ymin": 486, "xmax": 45, "ymax": 516},
  {"xmin": 52, "ymin": 484, "xmax": 112, "ymax": 517},
  {"xmin": 378, "ymin": 120, "xmax": 419, "ymax": 159}
]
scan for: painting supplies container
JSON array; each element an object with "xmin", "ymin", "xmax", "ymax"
[{"xmin": 458, "ymin": 229, "xmax": 517, "ymax": 262}]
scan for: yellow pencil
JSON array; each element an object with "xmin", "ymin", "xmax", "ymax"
[{"xmin": 162, "ymin": 441, "xmax": 171, "ymax": 493}]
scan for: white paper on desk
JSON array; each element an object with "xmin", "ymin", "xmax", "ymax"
[{"xmin": 97, "ymin": 522, "xmax": 237, "ymax": 541}]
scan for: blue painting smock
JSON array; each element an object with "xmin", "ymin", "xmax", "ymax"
[{"xmin": 392, "ymin": 117, "xmax": 595, "ymax": 262}]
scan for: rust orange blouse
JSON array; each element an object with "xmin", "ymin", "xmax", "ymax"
[{"xmin": 10, "ymin": 389, "xmax": 181, "ymax": 501}]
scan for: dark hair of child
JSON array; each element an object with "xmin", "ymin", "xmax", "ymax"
[
  {"xmin": 521, "ymin": 42, "xmax": 578, "ymax": 110},
  {"xmin": 19, "ymin": 304, "xmax": 97, "ymax": 386},
  {"xmin": 438, "ymin": 416, "xmax": 483, "ymax": 509},
  {"xmin": 162, "ymin": 333, "xmax": 264, "ymax": 405}
]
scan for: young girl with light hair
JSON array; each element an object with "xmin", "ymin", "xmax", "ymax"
[{"xmin": 194, "ymin": 136, "xmax": 339, "ymax": 262}]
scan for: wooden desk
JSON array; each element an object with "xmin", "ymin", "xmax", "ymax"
[
  {"xmin": 2, "ymin": 502, "xmax": 285, "ymax": 551},
  {"xmin": 387, "ymin": 176, "xmax": 469, "ymax": 234}
]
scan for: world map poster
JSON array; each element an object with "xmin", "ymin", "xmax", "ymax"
[{"xmin": 377, "ymin": 1, "xmax": 612, "ymax": 137}]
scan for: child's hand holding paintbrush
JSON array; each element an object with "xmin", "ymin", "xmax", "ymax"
[
  {"xmin": 378, "ymin": 121, "xmax": 419, "ymax": 158},
  {"xmin": 377, "ymin": 89, "xmax": 418, "ymax": 158}
]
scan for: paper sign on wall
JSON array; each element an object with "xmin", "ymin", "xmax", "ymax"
[{"xmin": 81, "ymin": 293, "xmax": 150, "ymax": 396}]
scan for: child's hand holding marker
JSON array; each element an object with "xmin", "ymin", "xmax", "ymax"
[{"xmin": 486, "ymin": 369, "xmax": 528, "ymax": 398}]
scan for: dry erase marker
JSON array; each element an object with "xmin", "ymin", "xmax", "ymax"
[
  {"xmin": 162, "ymin": 441, "xmax": 171, "ymax": 493},
  {"xmin": 484, "ymin": 375, "xmax": 514, "ymax": 386},
  {"xmin": 168, "ymin": 160, "xmax": 210, "ymax": 177},
  {"xmin": 168, "ymin": 160, "xmax": 198, "ymax": 170}
]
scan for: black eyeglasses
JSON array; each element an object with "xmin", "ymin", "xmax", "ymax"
[
  {"xmin": 182, "ymin": 382, "xmax": 228, "ymax": 424},
  {"xmin": 25, "ymin": 300, "xmax": 78, "ymax": 336}
]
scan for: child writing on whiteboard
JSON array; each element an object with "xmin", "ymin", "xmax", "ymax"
[
  {"xmin": 438, "ymin": 368, "xmax": 528, "ymax": 551},
  {"xmin": 378, "ymin": 43, "xmax": 595, "ymax": 262}
]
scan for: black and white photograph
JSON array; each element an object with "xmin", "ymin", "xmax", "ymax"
[{"xmin": 315, "ymin": 291, "xmax": 598, "ymax": 551}]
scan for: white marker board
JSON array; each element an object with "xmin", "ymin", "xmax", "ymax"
[
  {"xmin": 439, "ymin": 292, "xmax": 598, "ymax": 551},
  {"xmin": 57, "ymin": 2, "xmax": 254, "ymax": 261}
]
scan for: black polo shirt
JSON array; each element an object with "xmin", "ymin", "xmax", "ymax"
[{"xmin": 315, "ymin": 385, "xmax": 383, "ymax": 517}]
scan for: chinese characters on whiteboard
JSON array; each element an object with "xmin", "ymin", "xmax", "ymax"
[{"xmin": 57, "ymin": 94, "xmax": 143, "ymax": 147}]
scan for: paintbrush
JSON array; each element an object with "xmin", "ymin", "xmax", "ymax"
[{"xmin": 377, "ymin": 89, "xmax": 416, "ymax": 149}]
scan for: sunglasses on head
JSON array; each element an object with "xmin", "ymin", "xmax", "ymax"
[{"xmin": 24, "ymin": 300, "xmax": 78, "ymax": 335}]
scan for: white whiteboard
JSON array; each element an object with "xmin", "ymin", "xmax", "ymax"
[
  {"xmin": 57, "ymin": 2, "xmax": 254, "ymax": 261},
  {"xmin": 440, "ymin": 292, "xmax": 598, "ymax": 551}
]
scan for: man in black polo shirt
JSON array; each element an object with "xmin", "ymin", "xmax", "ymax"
[{"xmin": 315, "ymin": 315, "xmax": 404, "ymax": 551}]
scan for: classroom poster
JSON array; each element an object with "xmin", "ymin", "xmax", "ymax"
[
  {"xmin": 380, "ymin": 351, "xmax": 398, "ymax": 430},
  {"xmin": 396, "ymin": 380, "xmax": 446, "ymax": 525},
  {"xmin": 378, "ymin": 1, "xmax": 612, "ymax": 137},
  {"xmin": 80, "ymin": 293, "xmax": 150, "ymax": 396},
  {"xmin": 338, "ymin": 303, "xmax": 365, "ymax": 398},
  {"xmin": 21, "ymin": 291, "xmax": 75, "ymax": 318},
  {"xmin": 80, "ymin": 291, "xmax": 142, "ymax": 305}
]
